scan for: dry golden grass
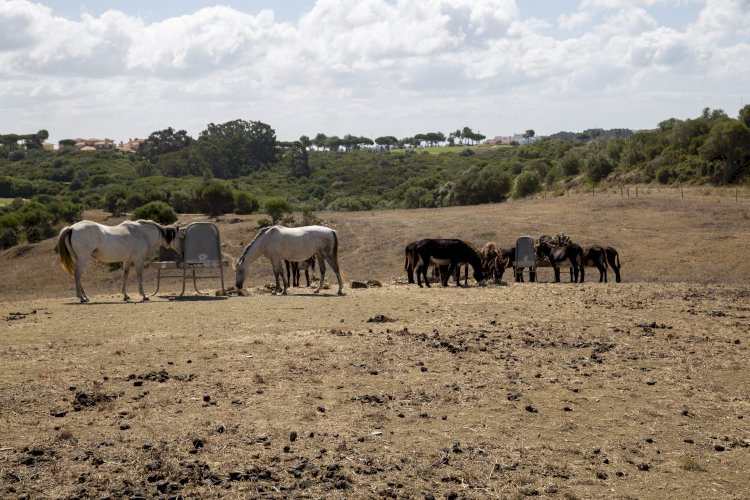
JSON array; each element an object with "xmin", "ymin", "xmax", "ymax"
[{"xmin": 1, "ymin": 190, "xmax": 749, "ymax": 498}]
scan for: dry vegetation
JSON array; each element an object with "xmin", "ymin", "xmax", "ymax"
[{"xmin": 1, "ymin": 190, "xmax": 750, "ymax": 499}]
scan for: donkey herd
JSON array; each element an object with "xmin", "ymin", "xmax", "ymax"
[
  {"xmin": 55, "ymin": 219, "xmax": 622, "ymax": 302},
  {"xmin": 404, "ymin": 234, "xmax": 622, "ymax": 288}
]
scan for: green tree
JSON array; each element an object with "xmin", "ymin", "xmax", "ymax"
[
  {"xmin": 739, "ymin": 104, "xmax": 750, "ymax": 128},
  {"xmin": 700, "ymin": 119, "xmax": 750, "ymax": 183},
  {"xmin": 139, "ymin": 127, "xmax": 193, "ymax": 162},
  {"xmin": 197, "ymin": 119, "xmax": 277, "ymax": 178},
  {"xmin": 287, "ymin": 142, "xmax": 311, "ymax": 178}
]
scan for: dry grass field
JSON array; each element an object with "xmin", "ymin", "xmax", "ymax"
[{"xmin": 2, "ymin": 190, "xmax": 750, "ymax": 499}]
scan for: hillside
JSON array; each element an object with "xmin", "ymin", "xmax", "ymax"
[{"xmin": 2, "ymin": 188, "xmax": 749, "ymax": 301}]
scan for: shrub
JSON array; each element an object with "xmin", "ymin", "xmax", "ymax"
[
  {"xmin": 131, "ymin": 201, "xmax": 178, "ymax": 225},
  {"xmin": 197, "ymin": 180, "xmax": 234, "ymax": 215},
  {"xmin": 0, "ymin": 226, "xmax": 19, "ymax": 249},
  {"xmin": 234, "ymin": 191, "xmax": 260, "ymax": 214},
  {"xmin": 584, "ymin": 153, "xmax": 614, "ymax": 183},
  {"xmin": 512, "ymin": 171, "xmax": 541, "ymax": 199},
  {"xmin": 264, "ymin": 197, "xmax": 293, "ymax": 222}
]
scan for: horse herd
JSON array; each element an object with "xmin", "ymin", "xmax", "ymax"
[
  {"xmin": 55, "ymin": 219, "xmax": 621, "ymax": 303},
  {"xmin": 404, "ymin": 236, "xmax": 621, "ymax": 288}
]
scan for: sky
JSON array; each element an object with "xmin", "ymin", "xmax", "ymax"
[{"xmin": 1, "ymin": 0, "xmax": 749, "ymax": 145}]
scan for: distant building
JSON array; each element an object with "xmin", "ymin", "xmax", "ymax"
[
  {"xmin": 68, "ymin": 137, "xmax": 116, "ymax": 150},
  {"xmin": 117, "ymin": 138, "xmax": 144, "ymax": 152}
]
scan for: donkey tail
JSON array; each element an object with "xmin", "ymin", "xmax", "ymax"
[{"xmin": 57, "ymin": 226, "xmax": 76, "ymax": 276}]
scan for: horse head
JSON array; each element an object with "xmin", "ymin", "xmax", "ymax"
[
  {"xmin": 169, "ymin": 226, "xmax": 186, "ymax": 255},
  {"xmin": 235, "ymin": 255, "xmax": 246, "ymax": 289}
]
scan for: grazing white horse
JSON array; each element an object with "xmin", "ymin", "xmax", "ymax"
[
  {"xmin": 235, "ymin": 225, "xmax": 344, "ymax": 295},
  {"xmin": 57, "ymin": 219, "xmax": 178, "ymax": 303}
]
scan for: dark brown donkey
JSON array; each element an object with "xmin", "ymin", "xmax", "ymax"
[
  {"xmin": 285, "ymin": 256, "xmax": 316, "ymax": 287},
  {"xmin": 536, "ymin": 241, "xmax": 584, "ymax": 283},
  {"xmin": 571, "ymin": 245, "xmax": 622, "ymax": 283},
  {"xmin": 414, "ymin": 239, "xmax": 487, "ymax": 288}
]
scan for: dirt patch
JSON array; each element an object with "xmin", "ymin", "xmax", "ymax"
[{"xmin": 1, "ymin": 194, "xmax": 750, "ymax": 497}]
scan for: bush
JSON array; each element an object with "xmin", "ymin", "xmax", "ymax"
[
  {"xmin": 512, "ymin": 171, "xmax": 541, "ymax": 199},
  {"xmin": 264, "ymin": 197, "xmax": 293, "ymax": 222},
  {"xmin": 0, "ymin": 226, "xmax": 19, "ymax": 249},
  {"xmin": 234, "ymin": 191, "xmax": 259, "ymax": 214},
  {"xmin": 584, "ymin": 153, "xmax": 614, "ymax": 183},
  {"xmin": 197, "ymin": 180, "xmax": 234, "ymax": 215},
  {"xmin": 131, "ymin": 201, "xmax": 178, "ymax": 225}
]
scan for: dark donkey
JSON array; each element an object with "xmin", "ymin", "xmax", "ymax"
[
  {"xmin": 414, "ymin": 239, "xmax": 487, "ymax": 287},
  {"xmin": 536, "ymin": 241, "xmax": 584, "ymax": 283},
  {"xmin": 404, "ymin": 241, "xmax": 418, "ymax": 284},
  {"xmin": 578, "ymin": 246, "xmax": 609, "ymax": 282},
  {"xmin": 571, "ymin": 245, "xmax": 622, "ymax": 283},
  {"xmin": 285, "ymin": 256, "xmax": 316, "ymax": 287},
  {"xmin": 605, "ymin": 246, "xmax": 622, "ymax": 283}
]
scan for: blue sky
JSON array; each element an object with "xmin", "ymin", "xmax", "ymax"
[{"xmin": 1, "ymin": 0, "xmax": 748, "ymax": 144}]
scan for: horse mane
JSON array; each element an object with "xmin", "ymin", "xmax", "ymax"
[
  {"xmin": 237, "ymin": 226, "xmax": 273, "ymax": 265},
  {"xmin": 134, "ymin": 219, "xmax": 176, "ymax": 244}
]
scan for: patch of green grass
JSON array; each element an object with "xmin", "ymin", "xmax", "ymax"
[{"xmin": 0, "ymin": 198, "xmax": 16, "ymax": 206}]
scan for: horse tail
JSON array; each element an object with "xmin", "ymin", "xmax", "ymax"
[
  {"xmin": 57, "ymin": 226, "xmax": 76, "ymax": 277},
  {"xmin": 332, "ymin": 228, "xmax": 339, "ymax": 260}
]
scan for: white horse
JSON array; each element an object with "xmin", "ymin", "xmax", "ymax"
[
  {"xmin": 235, "ymin": 225, "xmax": 344, "ymax": 295},
  {"xmin": 57, "ymin": 219, "xmax": 178, "ymax": 303}
]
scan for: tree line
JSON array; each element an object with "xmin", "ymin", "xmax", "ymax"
[{"xmin": 1, "ymin": 106, "xmax": 749, "ymax": 249}]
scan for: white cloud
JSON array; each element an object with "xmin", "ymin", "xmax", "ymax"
[{"xmin": 0, "ymin": 0, "xmax": 748, "ymax": 142}]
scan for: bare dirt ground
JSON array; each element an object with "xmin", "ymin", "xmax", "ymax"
[{"xmin": 2, "ymin": 190, "xmax": 750, "ymax": 499}]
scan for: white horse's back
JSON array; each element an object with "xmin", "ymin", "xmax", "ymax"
[
  {"xmin": 236, "ymin": 225, "xmax": 343, "ymax": 295},
  {"xmin": 57, "ymin": 219, "xmax": 176, "ymax": 302}
]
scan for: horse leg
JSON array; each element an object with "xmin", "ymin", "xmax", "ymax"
[
  {"xmin": 276, "ymin": 260, "xmax": 289, "ymax": 294},
  {"xmin": 135, "ymin": 260, "xmax": 149, "ymax": 301},
  {"xmin": 444, "ymin": 263, "xmax": 457, "ymax": 287},
  {"xmin": 553, "ymin": 266, "xmax": 561, "ymax": 283},
  {"xmin": 74, "ymin": 258, "xmax": 89, "ymax": 303},
  {"xmin": 579, "ymin": 265, "xmax": 584, "ymax": 283},
  {"xmin": 121, "ymin": 261, "xmax": 131, "ymax": 301},
  {"xmin": 314, "ymin": 254, "xmax": 326, "ymax": 294},
  {"xmin": 304, "ymin": 268, "xmax": 310, "ymax": 287},
  {"xmin": 324, "ymin": 254, "xmax": 345, "ymax": 295}
]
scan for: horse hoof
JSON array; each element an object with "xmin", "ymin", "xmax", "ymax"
[
  {"xmin": 314, "ymin": 289, "xmax": 320, "ymax": 294},
  {"xmin": 142, "ymin": 296, "xmax": 150, "ymax": 302},
  {"xmin": 337, "ymin": 291, "xmax": 345, "ymax": 296},
  {"xmin": 80, "ymin": 297, "xmax": 89, "ymax": 303}
]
